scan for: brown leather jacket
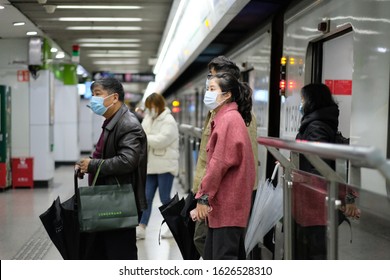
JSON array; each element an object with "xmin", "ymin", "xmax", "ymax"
[{"xmin": 87, "ymin": 104, "xmax": 148, "ymax": 218}]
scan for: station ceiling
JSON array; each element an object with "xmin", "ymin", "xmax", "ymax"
[{"xmin": 1, "ymin": 0, "xmax": 292, "ymax": 98}]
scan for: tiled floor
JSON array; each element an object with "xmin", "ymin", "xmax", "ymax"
[{"xmin": 0, "ymin": 165, "xmax": 184, "ymax": 260}]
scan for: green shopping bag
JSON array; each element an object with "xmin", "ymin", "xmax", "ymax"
[{"xmin": 77, "ymin": 160, "xmax": 138, "ymax": 232}]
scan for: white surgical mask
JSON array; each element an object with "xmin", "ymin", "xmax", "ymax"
[
  {"xmin": 151, "ymin": 108, "xmax": 158, "ymax": 118},
  {"xmin": 203, "ymin": 90, "xmax": 225, "ymax": 110}
]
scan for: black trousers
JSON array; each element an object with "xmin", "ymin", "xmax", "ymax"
[
  {"xmin": 81, "ymin": 228, "xmax": 138, "ymax": 260},
  {"xmin": 293, "ymin": 221, "xmax": 327, "ymax": 260},
  {"xmin": 204, "ymin": 227, "xmax": 246, "ymax": 260}
]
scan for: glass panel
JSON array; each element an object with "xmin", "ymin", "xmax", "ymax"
[
  {"xmin": 291, "ymin": 169, "xmax": 390, "ymax": 259},
  {"xmin": 338, "ymin": 184, "xmax": 390, "ymax": 260},
  {"xmin": 291, "ymin": 169, "xmax": 328, "ymax": 260}
]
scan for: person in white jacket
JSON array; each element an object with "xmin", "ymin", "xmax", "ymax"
[{"xmin": 137, "ymin": 92, "xmax": 179, "ymax": 239}]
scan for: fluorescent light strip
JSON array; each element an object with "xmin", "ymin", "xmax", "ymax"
[
  {"xmin": 87, "ymin": 54, "xmax": 140, "ymax": 58},
  {"xmin": 79, "ymin": 43, "xmax": 140, "ymax": 47},
  {"xmin": 93, "ymin": 60, "xmax": 139, "ymax": 65},
  {"xmin": 56, "ymin": 5, "xmax": 141, "ymax": 10},
  {"xmin": 58, "ymin": 17, "xmax": 142, "ymax": 22},
  {"xmin": 88, "ymin": 50, "xmax": 141, "ymax": 54},
  {"xmin": 67, "ymin": 26, "xmax": 142, "ymax": 31},
  {"xmin": 26, "ymin": 31, "xmax": 38, "ymax": 35},
  {"xmin": 56, "ymin": 52, "xmax": 65, "ymax": 59},
  {"xmin": 13, "ymin": 22, "xmax": 25, "ymax": 26},
  {"xmin": 76, "ymin": 38, "xmax": 141, "ymax": 43},
  {"xmin": 153, "ymin": 0, "xmax": 186, "ymax": 74}
]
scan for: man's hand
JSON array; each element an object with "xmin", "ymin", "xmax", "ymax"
[{"xmin": 77, "ymin": 158, "xmax": 91, "ymax": 174}]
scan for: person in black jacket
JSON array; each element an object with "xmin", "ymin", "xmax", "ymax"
[
  {"xmin": 294, "ymin": 83, "xmax": 359, "ymax": 259},
  {"xmin": 296, "ymin": 83, "xmax": 339, "ymax": 173},
  {"xmin": 76, "ymin": 77, "xmax": 147, "ymax": 260}
]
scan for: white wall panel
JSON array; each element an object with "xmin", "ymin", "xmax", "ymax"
[
  {"xmin": 30, "ymin": 125, "xmax": 54, "ymax": 180},
  {"xmin": 54, "ymin": 81, "xmax": 80, "ymax": 161},
  {"xmin": 79, "ymin": 99, "xmax": 94, "ymax": 152},
  {"xmin": 29, "ymin": 70, "xmax": 54, "ymax": 181}
]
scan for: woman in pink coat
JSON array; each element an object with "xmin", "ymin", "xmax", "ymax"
[{"xmin": 194, "ymin": 72, "xmax": 256, "ymax": 260}]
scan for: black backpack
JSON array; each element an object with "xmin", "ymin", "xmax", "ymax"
[
  {"xmin": 318, "ymin": 121, "xmax": 349, "ymax": 145},
  {"xmin": 334, "ymin": 131, "xmax": 350, "ymax": 145}
]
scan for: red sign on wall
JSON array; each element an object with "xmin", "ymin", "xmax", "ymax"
[
  {"xmin": 325, "ymin": 79, "xmax": 352, "ymax": 95},
  {"xmin": 17, "ymin": 70, "xmax": 30, "ymax": 82}
]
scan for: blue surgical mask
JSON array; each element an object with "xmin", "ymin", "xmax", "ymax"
[
  {"xmin": 203, "ymin": 90, "xmax": 226, "ymax": 110},
  {"xmin": 88, "ymin": 94, "xmax": 114, "ymax": 116},
  {"xmin": 299, "ymin": 102, "xmax": 304, "ymax": 115}
]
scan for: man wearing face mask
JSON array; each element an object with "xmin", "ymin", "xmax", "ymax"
[
  {"xmin": 76, "ymin": 77, "xmax": 147, "ymax": 260},
  {"xmin": 136, "ymin": 92, "xmax": 179, "ymax": 239}
]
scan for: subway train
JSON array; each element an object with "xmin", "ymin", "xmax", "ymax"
[{"xmin": 166, "ymin": 0, "xmax": 390, "ymax": 259}]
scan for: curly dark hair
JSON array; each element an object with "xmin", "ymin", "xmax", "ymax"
[{"xmin": 211, "ymin": 72, "xmax": 252, "ymax": 126}]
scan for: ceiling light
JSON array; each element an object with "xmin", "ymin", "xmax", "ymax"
[
  {"xmin": 26, "ymin": 31, "xmax": 38, "ymax": 36},
  {"xmin": 13, "ymin": 22, "xmax": 26, "ymax": 26},
  {"xmin": 37, "ymin": 0, "xmax": 47, "ymax": 4},
  {"xmin": 76, "ymin": 38, "xmax": 141, "ymax": 43},
  {"xmin": 153, "ymin": 0, "xmax": 186, "ymax": 74},
  {"xmin": 50, "ymin": 47, "xmax": 58, "ymax": 53},
  {"xmin": 87, "ymin": 54, "xmax": 140, "ymax": 58},
  {"xmin": 0, "ymin": 5, "xmax": 5, "ymax": 10},
  {"xmin": 377, "ymin": 47, "xmax": 388, "ymax": 53},
  {"xmin": 66, "ymin": 26, "xmax": 142, "ymax": 31},
  {"xmin": 58, "ymin": 17, "xmax": 142, "ymax": 22},
  {"xmin": 56, "ymin": 52, "xmax": 65, "ymax": 59},
  {"xmin": 88, "ymin": 50, "xmax": 141, "ymax": 54},
  {"xmin": 79, "ymin": 43, "xmax": 140, "ymax": 48},
  {"xmin": 44, "ymin": 5, "xmax": 56, "ymax": 13},
  {"xmin": 93, "ymin": 60, "xmax": 140, "ymax": 65},
  {"xmin": 56, "ymin": 5, "xmax": 141, "ymax": 10}
]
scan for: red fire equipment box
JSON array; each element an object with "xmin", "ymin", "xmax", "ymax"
[{"xmin": 12, "ymin": 157, "xmax": 34, "ymax": 188}]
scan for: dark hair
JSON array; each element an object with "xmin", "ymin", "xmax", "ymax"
[
  {"xmin": 301, "ymin": 83, "xmax": 338, "ymax": 115},
  {"xmin": 91, "ymin": 77, "xmax": 125, "ymax": 101},
  {"xmin": 211, "ymin": 72, "xmax": 252, "ymax": 126},
  {"xmin": 208, "ymin": 56, "xmax": 241, "ymax": 80},
  {"xmin": 144, "ymin": 92, "xmax": 166, "ymax": 113}
]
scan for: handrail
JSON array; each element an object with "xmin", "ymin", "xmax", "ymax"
[
  {"xmin": 258, "ymin": 136, "xmax": 390, "ymax": 260},
  {"xmin": 179, "ymin": 124, "xmax": 202, "ymax": 138},
  {"xmin": 257, "ymin": 136, "xmax": 390, "ymax": 185}
]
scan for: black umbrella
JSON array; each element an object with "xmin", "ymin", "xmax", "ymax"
[
  {"xmin": 39, "ymin": 171, "xmax": 82, "ymax": 259},
  {"xmin": 159, "ymin": 193, "xmax": 200, "ymax": 260}
]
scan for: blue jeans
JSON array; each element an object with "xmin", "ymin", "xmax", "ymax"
[{"xmin": 140, "ymin": 173, "xmax": 174, "ymax": 226}]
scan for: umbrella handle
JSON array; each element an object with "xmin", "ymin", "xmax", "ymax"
[
  {"xmin": 74, "ymin": 169, "xmax": 79, "ymax": 193},
  {"xmin": 271, "ymin": 162, "xmax": 280, "ymax": 182},
  {"xmin": 73, "ymin": 169, "xmax": 80, "ymax": 210}
]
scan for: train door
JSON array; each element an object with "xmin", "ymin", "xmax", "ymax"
[
  {"xmin": 308, "ymin": 28, "xmax": 353, "ymax": 181},
  {"xmin": 310, "ymin": 29, "xmax": 353, "ymax": 137}
]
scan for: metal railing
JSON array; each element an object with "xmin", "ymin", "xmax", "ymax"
[
  {"xmin": 178, "ymin": 124, "xmax": 202, "ymax": 192},
  {"xmin": 258, "ymin": 136, "xmax": 390, "ymax": 259}
]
